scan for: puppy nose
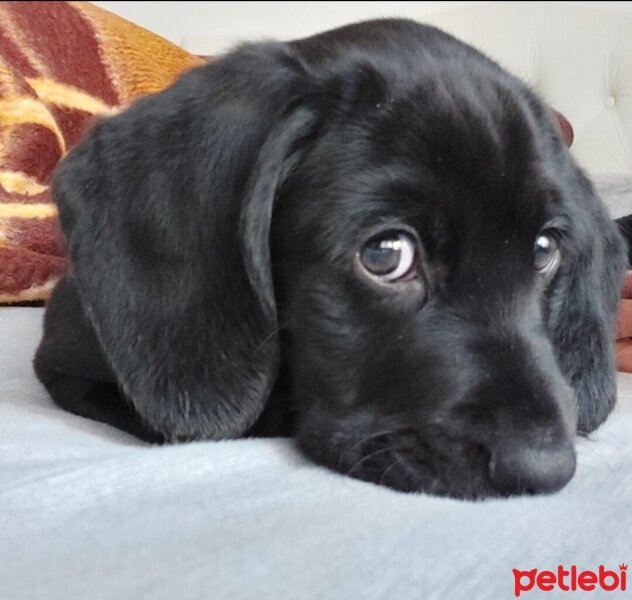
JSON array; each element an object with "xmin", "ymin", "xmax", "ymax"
[{"xmin": 489, "ymin": 441, "xmax": 576, "ymax": 495}]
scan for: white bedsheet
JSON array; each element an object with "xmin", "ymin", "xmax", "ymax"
[{"xmin": 1, "ymin": 307, "xmax": 631, "ymax": 599}]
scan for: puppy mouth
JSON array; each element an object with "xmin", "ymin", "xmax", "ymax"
[
  {"xmin": 333, "ymin": 427, "xmax": 496, "ymax": 499},
  {"xmin": 299, "ymin": 422, "xmax": 575, "ymax": 499}
]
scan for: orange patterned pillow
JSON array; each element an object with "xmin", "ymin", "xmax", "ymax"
[{"xmin": 0, "ymin": 1, "xmax": 203, "ymax": 303}]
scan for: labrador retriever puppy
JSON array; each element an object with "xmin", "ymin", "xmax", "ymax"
[{"xmin": 34, "ymin": 19, "xmax": 627, "ymax": 499}]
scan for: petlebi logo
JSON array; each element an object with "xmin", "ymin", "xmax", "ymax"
[{"xmin": 513, "ymin": 564, "xmax": 627, "ymax": 597}]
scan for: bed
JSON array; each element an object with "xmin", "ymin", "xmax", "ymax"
[{"xmin": 2, "ymin": 3, "xmax": 632, "ymax": 598}]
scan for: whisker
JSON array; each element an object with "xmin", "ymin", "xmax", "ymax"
[
  {"xmin": 379, "ymin": 451, "xmax": 405, "ymax": 486},
  {"xmin": 347, "ymin": 445, "xmax": 396, "ymax": 478},
  {"xmin": 253, "ymin": 324, "xmax": 285, "ymax": 354},
  {"xmin": 337, "ymin": 428, "xmax": 400, "ymax": 471}
]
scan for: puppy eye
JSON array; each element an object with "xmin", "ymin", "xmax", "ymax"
[
  {"xmin": 359, "ymin": 232, "xmax": 416, "ymax": 282},
  {"xmin": 534, "ymin": 231, "xmax": 560, "ymax": 275}
]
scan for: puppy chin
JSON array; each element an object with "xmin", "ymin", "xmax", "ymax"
[{"xmin": 295, "ymin": 404, "xmax": 500, "ymax": 499}]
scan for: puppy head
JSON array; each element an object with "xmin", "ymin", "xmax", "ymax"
[{"xmin": 54, "ymin": 20, "xmax": 626, "ymax": 498}]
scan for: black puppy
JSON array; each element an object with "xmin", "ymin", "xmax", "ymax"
[{"xmin": 34, "ymin": 19, "xmax": 627, "ymax": 499}]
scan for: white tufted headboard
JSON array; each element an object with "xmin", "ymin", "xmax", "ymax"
[{"xmin": 423, "ymin": 2, "xmax": 632, "ymax": 176}]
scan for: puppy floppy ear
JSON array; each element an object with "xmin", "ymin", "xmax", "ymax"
[
  {"xmin": 547, "ymin": 173, "xmax": 627, "ymax": 434},
  {"xmin": 53, "ymin": 44, "xmax": 317, "ymax": 440}
]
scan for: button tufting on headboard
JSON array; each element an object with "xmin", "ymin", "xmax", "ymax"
[{"xmin": 424, "ymin": 2, "xmax": 632, "ymax": 176}]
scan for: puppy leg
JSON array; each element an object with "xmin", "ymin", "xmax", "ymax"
[{"xmin": 33, "ymin": 277, "xmax": 163, "ymax": 443}]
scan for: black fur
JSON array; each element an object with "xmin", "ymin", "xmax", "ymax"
[{"xmin": 34, "ymin": 19, "xmax": 627, "ymax": 499}]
